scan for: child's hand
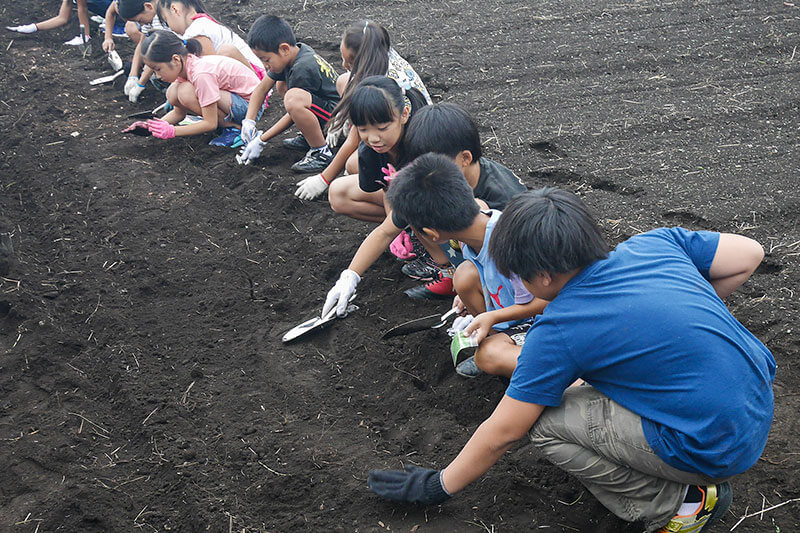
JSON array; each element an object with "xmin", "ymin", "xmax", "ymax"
[
  {"xmin": 236, "ymin": 135, "xmax": 266, "ymax": 165},
  {"xmin": 102, "ymin": 38, "xmax": 115, "ymax": 53},
  {"xmin": 240, "ymin": 119, "xmax": 257, "ymax": 144},
  {"xmin": 452, "ymin": 295, "xmax": 465, "ymax": 314},
  {"xmin": 124, "ymin": 76, "xmax": 139, "ymax": 96},
  {"xmin": 128, "ymin": 82, "xmax": 146, "ymax": 103},
  {"xmin": 146, "ymin": 119, "xmax": 175, "ymax": 139},
  {"xmin": 447, "ymin": 313, "xmax": 474, "ymax": 338},
  {"xmin": 122, "ymin": 121, "xmax": 152, "ymax": 136},
  {"xmin": 465, "ymin": 312, "xmax": 495, "ymax": 345},
  {"xmin": 294, "ymin": 174, "xmax": 329, "ymax": 200},
  {"xmin": 389, "ymin": 230, "xmax": 416, "ymax": 260},
  {"xmin": 368, "ymin": 466, "xmax": 450, "ymax": 505}
]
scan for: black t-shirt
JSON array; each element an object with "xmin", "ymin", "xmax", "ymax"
[
  {"xmin": 357, "ymin": 142, "xmax": 394, "ymax": 193},
  {"xmin": 391, "ymin": 158, "xmax": 527, "ymax": 228},
  {"xmin": 267, "ymin": 43, "xmax": 340, "ymax": 102}
]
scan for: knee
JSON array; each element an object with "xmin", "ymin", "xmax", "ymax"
[
  {"xmin": 275, "ymin": 81, "xmax": 288, "ymax": 97},
  {"xmin": 453, "ymin": 261, "xmax": 480, "ymax": 297},
  {"xmin": 473, "ymin": 334, "xmax": 513, "ymax": 375},
  {"xmin": 125, "ymin": 22, "xmax": 141, "ymax": 41},
  {"xmin": 283, "ymin": 88, "xmax": 310, "ymax": 115},
  {"xmin": 176, "ymin": 82, "xmax": 196, "ymax": 105},
  {"xmin": 328, "ymin": 180, "xmax": 349, "ymax": 214},
  {"xmin": 344, "ymin": 153, "xmax": 359, "ymax": 174},
  {"xmin": 336, "ymin": 72, "xmax": 350, "ymax": 96},
  {"xmin": 165, "ymin": 83, "xmax": 179, "ymax": 105}
]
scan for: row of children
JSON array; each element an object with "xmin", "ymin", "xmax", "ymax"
[{"xmin": 9, "ymin": 2, "xmax": 776, "ymax": 531}]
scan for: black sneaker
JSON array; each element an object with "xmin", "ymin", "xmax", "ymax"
[
  {"xmin": 283, "ymin": 134, "xmax": 311, "ymax": 152},
  {"xmin": 401, "ymin": 252, "xmax": 439, "ymax": 281},
  {"xmin": 291, "ymin": 148, "xmax": 333, "ymax": 173}
]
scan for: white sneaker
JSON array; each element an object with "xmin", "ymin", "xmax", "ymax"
[
  {"xmin": 6, "ymin": 24, "xmax": 37, "ymax": 34},
  {"xmin": 64, "ymin": 35, "xmax": 90, "ymax": 46}
]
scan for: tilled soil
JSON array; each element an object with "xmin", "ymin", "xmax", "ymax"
[{"xmin": 1, "ymin": 1, "xmax": 799, "ymax": 531}]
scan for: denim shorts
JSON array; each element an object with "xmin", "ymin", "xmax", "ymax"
[{"xmin": 224, "ymin": 93, "xmax": 264, "ymax": 125}]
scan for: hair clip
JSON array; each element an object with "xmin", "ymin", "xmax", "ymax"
[{"xmin": 362, "ymin": 20, "xmax": 369, "ymax": 34}]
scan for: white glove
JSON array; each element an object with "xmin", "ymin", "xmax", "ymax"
[
  {"xmin": 325, "ymin": 121, "xmax": 348, "ymax": 147},
  {"xmin": 322, "ymin": 269, "xmax": 360, "ymax": 317},
  {"xmin": 124, "ymin": 76, "xmax": 139, "ymax": 96},
  {"xmin": 236, "ymin": 134, "xmax": 266, "ymax": 165},
  {"xmin": 6, "ymin": 24, "xmax": 38, "ymax": 34},
  {"xmin": 128, "ymin": 82, "xmax": 145, "ymax": 103},
  {"xmin": 447, "ymin": 314, "xmax": 474, "ymax": 338},
  {"xmin": 294, "ymin": 174, "xmax": 329, "ymax": 200},
  {"xmin": 240, "ymin": 119, "xmax": 257, "ymax": 144}
]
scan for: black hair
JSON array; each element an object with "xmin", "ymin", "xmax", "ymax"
[
  {"xmin": 346, "ymin": 76, "xmax": 427, "ymax": 164},
  {"xmin": 328, "ymin": 20, "xmax": 391, "ymax": 130},
  {"xmin": 489, "ymin": 188, "xmax": 609, "ymax": 280},
  {"xmin": 386, "ymin": 153, "xmax": 480, "ymax": 233},
  {"xmin": 141, "ymin": 29, "xmax": 203, "ymax": 61},
  {"xmin": 248, "ymin": 15, "xmax": 295, "ymax": 53},
  {"xmin": 118, "ymin": 0, "xmax": 152, "ymax": 20},
  {"xmin": 156, "ymin": 0, "xmax": 207, "ymax": 23},
  {"xmin": 404, "ymin": 103, "xmax": 482, "ymax": 163}
]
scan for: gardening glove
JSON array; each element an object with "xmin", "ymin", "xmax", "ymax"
[
  {"xmin": 447, "ymin": 314, "xmax": 475, "ymax": 338},
  {"xmin": 240, "ymin": 118, "xmax": 257, "ymax": 144},
  {"xmin": 128, "ymin": 81, "xmax": 146, "ymax": 103},
  {"xmin": 322, "ymin": 269, "xmax": 360, "ymax": 318},
  {"xmin": 124, "ymin": 76, "xmax": 139, "ymax": 96},
  {"xmin": 389, "ymin": 230, "xmax": 416, "ymax": 260},
  {"xmin": 325, "ymin": 120, "xmax": 348, "ymax": 147},
  {"xmin": 146, "ymin": 119, "xmax": 175, "ymax": 139},
  {"xmin": 6, "ymin": 24, "xmax": 38, "ymax": 34},
  {"xmin": 368, "ymin": 466, "xmax": 450, "ymax": 505},
  {"xmin": 122, "ymin": 121, "xmax": 151, "ymax": 136},
  {"xmin": 236, "ymin": 134, "xmax": 266, "ymax": 165},
  {"xmin": 294, "ymin": 174, "xmax": 329, "ymax": 200}
]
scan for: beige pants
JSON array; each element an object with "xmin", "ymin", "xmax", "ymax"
[{"xmin": 529, "ymin": 386, "xmax": 726, "ymax": 531}]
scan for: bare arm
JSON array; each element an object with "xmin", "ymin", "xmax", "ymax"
[
  {"xmin": 173, "ymin": 103, "xmax": 218, "ymax": 136},
  {"xmin": 708, "ymin": 233, "xmax": 764, "ymax": 299},
  {"xmin": 258, "ymin": 112, "xmax": 294, "ymax": 143},
  {"xmin": 441, "ymin": 395, "xmax": 544, "ymax": 493},
  {"xmin": 102, "ymin": 2, "xmax": 117, "ymax": 51},
  {"xmin": 348, "ymin": 215, "xmax": 402, "ymax": 276},
  {"xmin": 321, "ymin": 126, "xmax": 359, "ymax": 183},
  {"xmin": 193, "ymin": 35, "xmax": 216, "ymax": 56},
  {"xmin": 466, "ymin": 298, "xmax": 549, "ymax": 343},
  {"xmin": 245, "ymin": 76, "xmax": 275, "ymax": 122}
]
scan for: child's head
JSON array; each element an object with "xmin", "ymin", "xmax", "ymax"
[
  {"xmin": 247, "ymin": 15, "xmax": 296, "ymax": 73},
  {"xmin": 403, "ymin": 103, "xmax": 482, "ymax": 168},
  {"xmin": 118, "ymin": 0, "xmax": 158, "ymax": 23},
  {"xmin": 329, "ymin": 20, "xmax": 392, "ymax": 131},
  {"xmin": 489, "ymin": 188, "xmax": 609, "ymax": 283},
  {"xmin": 386, "ymin": 153, "xmax": 480, "ymax": 239},
  {"xmin": 345, "ymin": 75, "xmax": 427, "ymax": 156},
  {"xmin": 140, "ymin": 30, "xmax": 202, "ymax": 82},
  {"xmin": 156, "ymin": 0, "xmax": 207, "ymax": 34}
]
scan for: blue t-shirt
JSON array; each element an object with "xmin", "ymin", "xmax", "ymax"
[
  {"xmin": 507, "ymin": 228, "xmax": 775, "ymax": 477},
  {"xmin": 462, "ymin": 210, "xmax": 533, "ymax": 331}
]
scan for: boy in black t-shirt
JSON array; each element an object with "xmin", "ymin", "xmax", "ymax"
[
  {"xmin": 399, "ymin": 103, "xmax": 527, "ymax": 299},
  {"xmin": 237, "ymin": 15, "xmax": 340, "ymax": 173}
]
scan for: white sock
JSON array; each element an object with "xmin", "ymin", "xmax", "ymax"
[
  {"xmin": 677, "ymin": 500, "xmax": 702, "ymax": 516},
  {"xmin": 7, "ymin": 23, "xmax": 38, "ymax": 34}
]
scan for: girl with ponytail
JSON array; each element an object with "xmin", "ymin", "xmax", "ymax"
[
  {"xmin": 124, "ymin": 30, "xmax": 262, "ymax": 140},
  {"xmin": 293, "ymin": 20, "xmax": 430, "ymax": 201}
]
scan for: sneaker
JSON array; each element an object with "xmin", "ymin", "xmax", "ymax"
[
  {"xmin": 455, "ymin": 356, "xmax": 483, "ymax": 378},
  {"xmin": 64, "ymin": 35, "xmax": 90, "ymax": 46},
  {"xmin": 283, "ymin": 134, "xmax": 311, "ymax": 152},
  {"xmin": 656, "ymin": 482, "xmax": 733, "ymax": 533},
  {"xmin": 404, "ymin": 266, "xmax": 456, "ymax": 300},
  {"xmin": 209, "ymin": 127, "xmax": 241, "ymax": 148},
  {"xmin": 401, "ymin": 252, "xmax": 440, "ymax": 281},
  {"xmin": 291, "ymin": 148, "xmax": 333, "ymax": 173}
]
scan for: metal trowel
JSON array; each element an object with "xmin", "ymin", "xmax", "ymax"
[
  {"xmin": 281, "ymin": 294, "xmax": 357, "ymax": 343},
  {"xmin": 382, "ymin": 308, "xmax": 459, "ymax": 339}
]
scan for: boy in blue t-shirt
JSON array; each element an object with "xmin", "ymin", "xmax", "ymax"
[{"xmin": 367, "ymin": 188, "xmax": 774, "ymax": 533}]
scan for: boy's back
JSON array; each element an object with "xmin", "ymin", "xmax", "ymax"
[
  {"xmin": 508, "ymin": 227, "xmax": 775, "ymax": 478},
  {"xmin": 474, "ymin": 158, "xmax": 526, "ymax": 210}
]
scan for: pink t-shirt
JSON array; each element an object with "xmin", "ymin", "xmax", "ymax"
[{"xmin": 180, "ymin": 53, "xmax": 260, "ymax": 108}]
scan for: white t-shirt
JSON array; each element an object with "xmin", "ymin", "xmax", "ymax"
[{"xmin": 182, "ymin": 16, "xmax": 261, "ymax": 69}]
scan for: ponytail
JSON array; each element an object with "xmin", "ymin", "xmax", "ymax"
[
  {"xmin": 329, "ymin": 20, "xmax": 391, "ymax": 131},
  {"xmin": 141, "ymin": 29, "xmax": 202, "ymax": 62}
]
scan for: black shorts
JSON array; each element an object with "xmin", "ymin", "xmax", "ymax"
[
  {"xmin": 503, "ymin": 323, "xmax": 532, "ymax": 346},
  {"xmin": 309, "ymin": 95, "xmax": 337, "ymax": 130}
]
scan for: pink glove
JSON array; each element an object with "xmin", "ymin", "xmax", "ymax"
[
  {"xmin": 122, "ymin": 121, "xmax": 152, "ymax": 136},
  {"xmin": 389, "ymin": 230, "xmax": 416, "ymax": 260},
  {"xmin": 146, "ymin": 119, "xmax": 176, "ymax": 139}
]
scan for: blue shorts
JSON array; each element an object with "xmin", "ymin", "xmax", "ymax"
[
  {"xmin": 85, "ymin": 0, "xmax": 113, "ymax": 16},
  {"xmin": 224, "ymin": 93, "xmax": 264, "ymax": 125}
]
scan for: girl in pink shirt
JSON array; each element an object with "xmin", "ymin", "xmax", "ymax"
[{"xmin": 128, "ymin": 29, "xmax": 262, "ymax": 139}]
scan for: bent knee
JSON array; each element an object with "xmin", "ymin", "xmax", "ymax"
[
  {"xmin": 283, "ymin": 87, "xmax": 310, "ymax": 112},
  {"xmin": 453, "ymin": 261, "xmax": 480, "ymax": 295},
  {"xmin": 474, "ymin": 334, "xmax": 514, "ymax": 374}
]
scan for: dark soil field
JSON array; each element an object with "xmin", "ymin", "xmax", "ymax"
[{"xmin": 1, "ymin": 1, "xmax": 799, "ymax": 531}]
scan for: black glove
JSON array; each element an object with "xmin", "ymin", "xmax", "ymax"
[{"xmin": 368, "ymin": 465, "xmax": 451, "ymax": 505}]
